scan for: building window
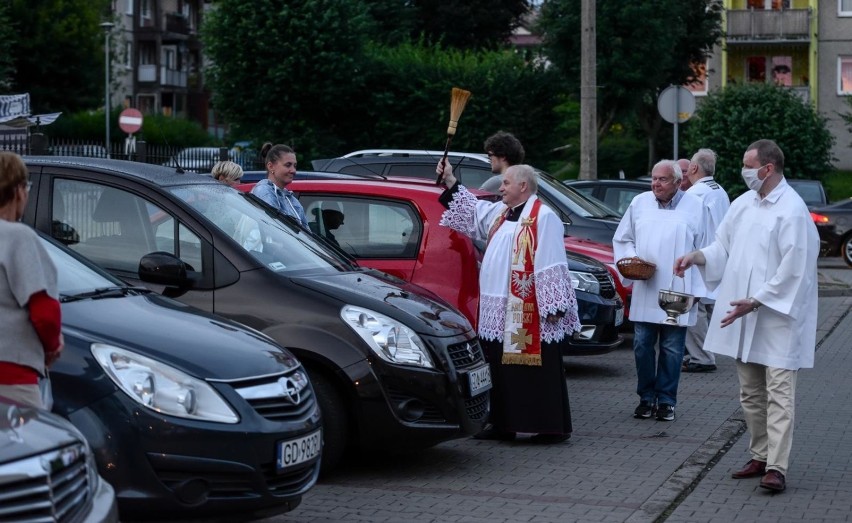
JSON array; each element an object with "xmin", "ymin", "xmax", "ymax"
[
  {"xmin": 125, "ymin": 0, "xmax": 133, "ymax": 15},
  {"xmin": 748, "ymin": 0, "xmax": 790, "ymax": 8},
  {"xmin": 771, "ymin": 56, "xmax": 792, "ymax": 86},
  {"xmin": 839, "ymin": 57, "xmax": 852, "ymax": 95},
  {"xmin": 841, "ymin": 0, "xmax": 852, "ymax": 16}
]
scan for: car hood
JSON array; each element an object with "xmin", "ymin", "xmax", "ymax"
[
  {"xmin": 0, "ymin": 403, "xmax": 82, "ymax": 462},
  {"xmin": 565, "ymin": 235, "xmax": 615, "ymax": 262},
  {"xmin": 566, "ymin": 250, "xmax": 607, "ymax": 272},
  {"xmin": 61, "ymin": 294, "xmax": 300, "ymax": 380},
  {"xmin": 290, "ymin": 270, "xmax": 471, "ymax": 336}
]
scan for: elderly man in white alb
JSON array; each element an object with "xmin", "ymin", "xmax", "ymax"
[
  {"xmin": 682, "ymin": 149, "xmax": 730, "ymax": 373},
  {"xmin": 436, "ymin": 160, "xmax": 580, "ymax": 444},
  {"xmin": 613, "ymin": 160, "xmax": 706, "ymax": 422},
  {"xmin": 676, "ymin": 139, "xmax": 819, "ymax": 493}
]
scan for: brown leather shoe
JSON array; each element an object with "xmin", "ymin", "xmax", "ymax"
[
  {"xmin": 731, "ymin": 459, "xmax": 767, "ymax": 479},
  {"xmin": 759, "ymin": 470, "xmax": 786, "ymax": 491}
]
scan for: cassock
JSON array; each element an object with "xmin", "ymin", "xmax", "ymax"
[
  {"xmin": 686, "ymin": 177, "xmax": 731, "ymax": 301},
  {"xmin": 440, "ymin": 185, "xmax": 580, "ymax": 435},
  {"xmin": 612, "ymin": 191, "xmax": 706, "ymax": 325},
  {"xmin": 700, "ymin": 179, "xmax": 818, "ymax": 370}
]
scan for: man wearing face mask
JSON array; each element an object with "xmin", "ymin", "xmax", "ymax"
[{"xmin": 674, "ymin": 139, "xmax": 819, "ymax": 493}]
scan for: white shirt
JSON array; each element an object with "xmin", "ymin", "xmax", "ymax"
[
  {"xmin": 612, "ymin": 190, "xmax": 706, "ymax": 325},
  {"xmin": 686, "ymin": 177, "xmax": 731, "ymax": 301},
  {"xmin": 700, "ymin": 179, "xmax": 819, "ymax": 370}
]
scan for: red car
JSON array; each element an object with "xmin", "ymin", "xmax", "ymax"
[{"xmin": 240, "ymin": 177, "xmax": 624, "ymax": 355}]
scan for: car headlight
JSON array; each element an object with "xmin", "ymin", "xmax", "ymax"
[
  {"xmin": 92, "ymin": 343, "xmax": 239, "ymax": 423},
  {"xmin": 341, "ymin": 306, "xmax": 434, "ymax": 369},
  {"xmin": 570, "ymin": 270, "xmax": 601, "ymax": 295}
]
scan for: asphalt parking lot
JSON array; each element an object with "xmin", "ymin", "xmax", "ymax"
[{"xmin": 263, "ymin": 257, "xmax": 852, "ymax": 523}]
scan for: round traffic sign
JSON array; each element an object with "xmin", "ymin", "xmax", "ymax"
[
  {"xmin": 657, "ymin": 86, "xmax": 696, "ymax": 124},
  {"xmin": 118, "ymin": 108, "xmax": 143, "ymax": 134}
]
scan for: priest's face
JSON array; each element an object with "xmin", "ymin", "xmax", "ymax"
[
  {"xmin": 500, "ymin": 168, "xmax": 527, "ymax": 208},
  {"xmin": 650, "ymin": 164, "xmax": 678, "ymax": 202}
]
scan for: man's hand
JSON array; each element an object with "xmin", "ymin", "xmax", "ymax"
[
  {"xmin": 674, "ymin": 250, "xmax": 706, "ymax": 277},
  {"xmin": 436, "ymin": 159, "xmax": 457, "ymax": 188},
  {"xmin": 719, "ymin": 299, "xmax": 757, "ymax": 328}
]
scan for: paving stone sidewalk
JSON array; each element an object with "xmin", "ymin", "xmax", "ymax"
[{"xmin": 268, "ymin": 264, "xmax": 852, "ymax": 523}]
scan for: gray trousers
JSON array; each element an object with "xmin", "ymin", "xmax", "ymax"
[{"xmin": 684, "ymin": 301, "xmax": 716, "ymax": 365}]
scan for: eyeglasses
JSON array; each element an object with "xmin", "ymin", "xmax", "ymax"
[
  {"xmin": 25, "ymin": 181, "xmax": 32, "ymax": 192},
  {"xmin": 486, "ymin": 152, "xmax": 496, "ymax": 159}
]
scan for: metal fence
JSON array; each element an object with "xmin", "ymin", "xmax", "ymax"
[{"xmin": 0, "ymin": 134, "xmax": 264, "ymax": 173}]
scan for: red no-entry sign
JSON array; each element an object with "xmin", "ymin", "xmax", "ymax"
[{"xmin": 118, "ymin": 108, "xmax": 143, "ymax": 134}]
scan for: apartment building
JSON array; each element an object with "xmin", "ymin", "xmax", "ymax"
[
  {"xmin": 705, "ymin": 0, "xmax": 852, "ymax": 169},
  {"xmin": 108, "ymin": 0, "xmax": 211, "ymax": 130}
]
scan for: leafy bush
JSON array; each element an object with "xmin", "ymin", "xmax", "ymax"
[{"xmin": 684, "ymin": 83, "xmax": 834, "ymax": 196}]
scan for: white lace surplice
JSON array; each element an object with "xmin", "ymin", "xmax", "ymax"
[{"xmin": 440, "ymin": 186, "xmax": 580, "ymax": 343}]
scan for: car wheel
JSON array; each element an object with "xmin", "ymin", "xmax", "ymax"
[
  {"xmin": 843, "ymin": 233, "xmax": 852, "ymax": 268},
  {"xmin": 306, "ymin": 370, "xmax": 349, "ymax": 475}
]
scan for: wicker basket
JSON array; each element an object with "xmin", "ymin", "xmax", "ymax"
[{"xmin": 616, "ymin": 257, "xmax": 657, "ymax": 280}]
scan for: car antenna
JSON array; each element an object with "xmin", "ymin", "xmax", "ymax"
[{"xmin": 150, "ymin": 118, "xmax": 184, "ymax": 174}]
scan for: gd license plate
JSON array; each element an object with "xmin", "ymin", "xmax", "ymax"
[
  {"xmin": 276, "ymin": 429, "xmax": 322, "ymax": 471},
  {"xmin": 615, "ymin": 307, "xmax": 624, "ymax": 327},
  {"xmin": 468, "ymin": 364, "xmax": 492, "ymax": 396}
]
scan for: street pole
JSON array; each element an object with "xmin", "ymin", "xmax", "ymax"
[
  {"xmin": 100, "ymin": 22, "xmax": 114, "ymax": 159},
  {"xmin": 579, "ymin": 0, "xmax": 597, "ymax": 180}
]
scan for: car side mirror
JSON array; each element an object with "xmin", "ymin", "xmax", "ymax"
[{"xmin": 138, "ymin": 251, "xmax": 191, "ymax": 288}]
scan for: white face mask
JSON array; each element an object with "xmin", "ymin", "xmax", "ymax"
[{"xmin": 741, "ymin": 165, "xmax": 767, "ymax": 192}]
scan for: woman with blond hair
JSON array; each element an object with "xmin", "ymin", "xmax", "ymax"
[
  {"xmin": 212, "ymin": 160, "xmax": 244, "ymax": 186},
  {"xmin": 0, "ymin": 152, "xmax": 63, "ymax": 408}
]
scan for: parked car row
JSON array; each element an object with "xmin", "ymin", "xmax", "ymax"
[{"xmin": 24, "ymin": 156, "xmax": 491, "ymax": 519}]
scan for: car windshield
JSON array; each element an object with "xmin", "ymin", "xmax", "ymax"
[
  {"xmin": 538, "ymin": 174, "xmax": 621, "ymax": 219},
  {"xmin": 40, "ymin": 236, "xmax": 123, "ymax": 296},
  {"xmin": 166, "ymin": 183, "xmax": 354, "ymax": 275}
]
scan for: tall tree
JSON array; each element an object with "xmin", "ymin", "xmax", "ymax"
[
  {"xmin": 0, "ymin": 1, "xmax": 16, "ymax": 91},
  {"xmin": 538, "ymin": 0, "xmax": 723, "ymax": 169},
  {"xmin": 8, "ymin": 0, "xmax": 110, "ymax": 112},
  {"xmin": 364, "ymin": 0, "xmax": 530, "ymax": 50},
  {"xmin": 202, "ymin": 0, "xmax": 374, "ymax": 159}
]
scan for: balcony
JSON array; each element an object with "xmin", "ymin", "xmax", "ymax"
[
  {"xmin": 165, "ymin": 13, "xmax": 190, "ymax": 35},
  {"xmin": 138, "ymin": 64, "xmax": 156, "ymax": 83},
  {"xmin": 161, "ymin": 67, "xmax": 187, "ymax": 87},
  {"xmin": 726, "ymin": 9, "xmax": 810, "ymax": 42}
]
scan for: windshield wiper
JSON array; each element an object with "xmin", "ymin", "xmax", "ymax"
[{"xmin": 60, "ymin": 286, "xmax": 150, "ymax": 303}]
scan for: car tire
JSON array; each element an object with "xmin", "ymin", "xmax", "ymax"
[
  {"xmin": 843, "ymin": 233, "xmax": 852, "ymax": 268},
  {"xmin": 306, "ymin": 370, "xmax": 349, "ymax": 475}
]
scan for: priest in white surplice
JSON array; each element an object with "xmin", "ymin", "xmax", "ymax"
[
  {"xmin": 613, "ymin": 160, "xmax": 706, "ymax": 423},
  {"xmin": 437, "ymin": 162, "xmax": 580, "ymax": 444},
  {"xmin": 675, "ymin": 139, "xmax": 819, "ymax": 493},
  {"xmin": 682, "ymin": 148, "xmax": 731, "ymax": 373}
]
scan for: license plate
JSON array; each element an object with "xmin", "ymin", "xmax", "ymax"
[
  {"xmin": 276, "ymin": 429, "xmax": 322, "ymax": 471},
  {"xmin": 615, "ymin": 307, "xmax": 624, "ymax": 327},
  {"xmin": 468, "ymin": 364, "xmax": 492, "ymax": 396}
]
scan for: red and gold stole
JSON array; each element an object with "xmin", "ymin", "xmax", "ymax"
[{"xmin": 497, "ymin": 199, "xmax": 542, "ymax": 366}]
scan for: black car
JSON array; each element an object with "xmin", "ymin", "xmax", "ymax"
[
  {"xmin": 36, "ymin": 233, "xmax": 321, "ymax": 520},
  {"xmin": 312, "ymin": 151, "xmax": 623, "ymax": 244},
  {"xmin": 0, "ymin": 399, "xmax": 118, "ymax": 522},
  {"xmin": 23, "ymin": 157, "xmax": 490, "ymax": 475},
  {"xmin": 811, "ymin": 197, "xmax": 852, "ymax": 267},
  {"xmin": 564, "ymin": 179, "xmax": 650, "ymax": 216},
  {"xmin": 787, "ymin": 178, "xmax": 829, "ymax": 208}
]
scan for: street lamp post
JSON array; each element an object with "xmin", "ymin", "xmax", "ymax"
[{"xmin": 100, "ymin": 22, "xmax": 115, "ymax": 159}]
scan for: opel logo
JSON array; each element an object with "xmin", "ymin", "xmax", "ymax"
[{"xmin": 277, "ymin": 376, "xmax": 301, "ymax": 405}]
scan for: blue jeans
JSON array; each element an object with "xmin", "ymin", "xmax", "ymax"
[{"xmin": 633, "ymin": 322, "xmax": 687, "ymax": 407}]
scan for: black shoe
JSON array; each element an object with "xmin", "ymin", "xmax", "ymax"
[
  {"xmin": 529, "ymin": 433, "xmax": 570, "ymax": 444},
  {"xmin": 683, "ymin": 362, "xmax": 717, "ymax": 373},
  {"xmin": 633, "ymin": 401, "xmax": 655, "ymax": 419},
  {"xmin": 472, "ymin": 427, "xmax": 516, "ymax": 441},
  {"xmin": 656, "ymin": 404, "xmax": 675, "ymax": 421}
]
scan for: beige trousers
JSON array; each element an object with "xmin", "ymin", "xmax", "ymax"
[
  {"xmin": 0, "ymin": 384, "xmax": 44, "ymax": 409},
  {"xmin": 736, "ymin": 360, "xmax": 797, "ymax": 475}
]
